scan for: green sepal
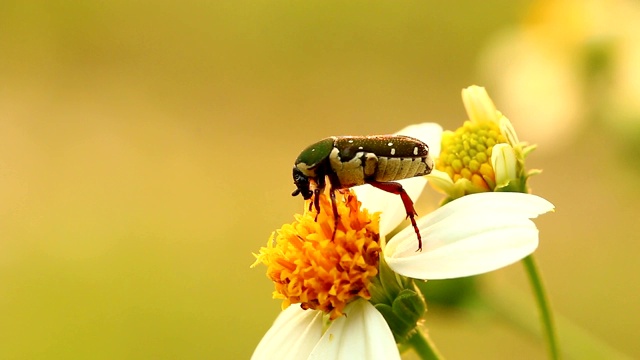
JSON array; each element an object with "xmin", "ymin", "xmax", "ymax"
[
  {"xmin": 521, "ymin": 144, "xmax": 538, "ymax": 157},
  {"xmin": 369, "ymin": 255, "xmax": 411, "ymax": 305},
  {"xmin": 415, "ymin": 277, "xmax": 479, "ymax": 307},
  {"xmin": 369, "ymin": 257, "xmax": 426, "ymax": 343},
  {"xmin": 495, "ymin": 178, "xmax": 526, "ymax": 193},
  {"xmin": 393, "ymin": 288, "xmax": 427, "ymax": 324},
  {"xmin": 374, "ymin": 288, "xmax": 426, "ymax": 343},
  {"xmin": 527, "ymin": 168, "xmax": 543, "ymax": 177}
]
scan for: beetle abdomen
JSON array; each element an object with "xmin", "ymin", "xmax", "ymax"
[
  {"xmin": 374, "ymin": 156, "xmax": 430, "ymax": 182},
  {"xmin": 328, "ymin": 148, "xmax": 369, "ymax": 187},
  {"xmin": 329, "ymin": 151, "xmax": 432, "ymax": 188}
]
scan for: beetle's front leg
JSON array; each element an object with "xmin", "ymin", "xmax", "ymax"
[
  {"xmin": 312, "ymin": 188, "xmax": 321, "ymax": 220},
  {"xmin": 329, "ymin": 188, "xmax": 339, "ymax": 241},
  {"xmin": 368, "ymin": 181, "xmax": 423, "ymax": 251},
  {"xmin": 312, "ymin": 176, "xmax": 327, "ymax": 221}
]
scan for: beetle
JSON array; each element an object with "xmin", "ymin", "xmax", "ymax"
[{"xmin": 292, "ymin": 135, "xmax": 434, "ymax": 251}]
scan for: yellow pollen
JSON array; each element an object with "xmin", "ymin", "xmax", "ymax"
[
  {"xmin": 252, "ymin": 190, "xmax": 381, "ymax": 320},
  {"xmin": 436, "ymin": 120, "xmax": 507, "ymax": 190}
]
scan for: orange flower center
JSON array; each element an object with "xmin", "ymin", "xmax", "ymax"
[{"xmin": 252, "ymin": 191, "xmax": 381, "ymax": 319}]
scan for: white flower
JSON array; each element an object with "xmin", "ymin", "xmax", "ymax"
[
  {"xmin": 382, "ymin": 191, "xmax": 554, "ymax": 279},
  {"xmin": 253, "ymin": 299, "xmax": 399, "ymax": 360},
  {"xmin": 253, "ymin": 123, "xmax": 554, "ymax": 360},
  {"xmin": 252, "ymin": 303, "xmax": 323, "ymax": 360},
  {"xmin": 360, "ymin": 123, "xmax": 553, "ymax": 279}
]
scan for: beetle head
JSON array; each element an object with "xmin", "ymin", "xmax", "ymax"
[{"xmin": 292, "ymin": 167, "xmax": 313, "ymax": 200}]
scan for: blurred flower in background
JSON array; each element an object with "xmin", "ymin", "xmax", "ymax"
[{"xmin": 479, "ymin": 0, "xmax": 640, "ymax": 155}]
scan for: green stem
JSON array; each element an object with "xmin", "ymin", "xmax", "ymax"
[
  {"xmin": 407, "ymin": 330, "xmax": 443, "ymax": 360},
  {"xmin": 522, "ymin": 254, "xmax": 560, "ymax": 359},
  {"xmin": 482, "ymin": 280, "xmax": 631, "ymax": 359}
]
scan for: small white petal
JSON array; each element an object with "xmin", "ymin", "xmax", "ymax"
[
  {"xmin": 385, "ymin": 192, "xmax": 554, "ymax": 279},
  {"xmin": 499, "ymin": 115, "xmax": 520, "ymax": 145},
  {"xmin": 252, "ymin": 306, "xmax": 323, "ymax": 360},
  {"xmin": 491, "ymin": 143, "xmax": 518, "ymax": 188},
  {"xmin": 462, "ymin": 86, "xmax": 500, "ymax": 123},
  {"xmin": 308, "ymin": 299, "xmax": 400, "ymax": 360},
  {"xmin": 425, "ymin": 169, "xmax": 456, "ymax": 194}
]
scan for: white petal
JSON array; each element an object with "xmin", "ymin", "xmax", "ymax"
[
  {"xmin": 308, "ymin": 299, "xmax": 400, "ymax": 360},
  {"xmin": 394, "ymin": 122, "xmax": 443, "ymax": 157},
  {"xmin": 252, "ymin": 306, "xmax": 323, "ymax": 360},
  {"xmin": 354, "ymin": 123, "xmax": 443, "ymax": 236},
  {"xmin": 384, "ymin": 192, "xmax": 554, "ymax": 279}
]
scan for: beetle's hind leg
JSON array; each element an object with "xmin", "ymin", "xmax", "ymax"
[{"xmin": 368, "ymin": 181, "xmax": 423, "ymax": 252}]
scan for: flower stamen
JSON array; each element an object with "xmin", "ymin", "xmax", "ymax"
[
  {"xmin": 252, "ymin": 190, "xmax": 381, "ymax": 319},
  {"xmin": 436, "ymin": 120, "xmax": 507, "ymax": 190},
  {"xmin": 429, "ymin": 86, "xmax": 537, "ymax": 200}
]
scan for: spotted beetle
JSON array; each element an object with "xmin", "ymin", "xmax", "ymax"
[{"xmin": 292, "ymin": 135, "xmax": 434, "ymax": 251}]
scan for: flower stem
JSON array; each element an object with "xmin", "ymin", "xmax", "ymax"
[
  {"xmin": 522, "ymin": 254, "xmax": 560, "ymax": 359},
  {"xmin": 407, "ymin": 330, "xmax": 443, "ymax": 360}
]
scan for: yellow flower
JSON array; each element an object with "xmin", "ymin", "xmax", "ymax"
[{"xmin": 428, "ymin": 86, "xmax": 538, "ymax": 201}]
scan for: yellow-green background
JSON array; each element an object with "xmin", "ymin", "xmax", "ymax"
[{"xmin": 1, "ymin": 1, "xmax": 637, "ymax": 359}]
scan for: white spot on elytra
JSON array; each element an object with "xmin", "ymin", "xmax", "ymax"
[
  {"xmin": 390, "ymin": 148, "xmax": 396, "ymax": 155},
  {"xmin": 348, "ymin": 139, "xmax": 354, "ymax": 143},
  {"xmin": 413, "ymin": 147, "xmax": 418, "ymax": 155},
  {"xmin": 387, "ymin": 142, "xmax": 393, "ymax": 146},
  {"xmin": 358, "ymin": 146, "xmax": 363, "ymax": 150}
]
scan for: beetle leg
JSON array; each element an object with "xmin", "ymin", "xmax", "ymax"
[
  {"xmin": 312, "ymin": 176, "xmax": 327, "ymax": 221},
  {"xmin": 330, "ymin": 188, "xmax": 339, "ymax": 241},
  {"xmin": 368, "ymin": 181, "xmax": 423, "ymax": 252},
  {"xmin": 313, "ymin": 188, "xmax": 322, "ymax": 220}
]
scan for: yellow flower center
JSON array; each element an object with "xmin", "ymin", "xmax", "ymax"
[
  {"xmin": 436, "ymin": 120, "xmax": 508, "ymax": 190},
  {"xmin": 252, "ymin": 191, "xmax": 381, "ymax": 320}
]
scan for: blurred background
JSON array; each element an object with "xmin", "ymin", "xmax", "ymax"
[{"xmin": 1, "ymin": 0, "xmax": 639, "ymax": 358}]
